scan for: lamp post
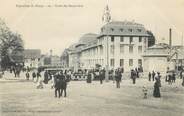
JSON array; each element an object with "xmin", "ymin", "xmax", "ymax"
[{"xmin": 102, "ymin": 5, "xmax": 111, "ymax": 82}]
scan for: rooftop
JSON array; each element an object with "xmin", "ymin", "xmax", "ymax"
[
  {"xmin": 99, "ymin": 21, "xmax": 150, "ymax": 37},
  {"xmin": 24, "ymin": 49, "xmax": 41, "ymax": 59},
  {"xmin": 78, "ymin": 33, "xmax": 98, "ymax": 45}
]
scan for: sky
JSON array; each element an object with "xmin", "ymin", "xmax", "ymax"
[{"xmin": 0, "ymin": 0, "xmax": 184, "ymax": 55}]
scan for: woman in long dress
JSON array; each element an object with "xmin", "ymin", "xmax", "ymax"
[{"xmin": 153, "ymin": 78, "xmax": 161, "ymax": 98}]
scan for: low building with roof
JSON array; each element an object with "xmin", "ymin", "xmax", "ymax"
[
  {"xmin": 143, "ymin": 43, "xmax": 184, "ymax": 73},
  {"xmin": 24, "ymin": 49, "xmax": 41, "ymax": 68}
]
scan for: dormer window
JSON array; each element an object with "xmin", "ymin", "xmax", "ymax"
[
  {"xmin": 128, "ymin": 29, "xmax": 133, "ymax": 32},
  {"xmin": 120, "ymin": 28, "xmax": 123, "ymax": 32},
  {"xmin": 101, "ymin": 28, "xmax": 103, "ymax": 32},
  {"xmin": 137, "ymin": 29, "xmax": 142, "ymax": 32},
  {"xmin": 111, "ymin": 28, "xmax": 114, "ymax": 31}
]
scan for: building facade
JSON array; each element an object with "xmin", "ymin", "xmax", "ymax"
[
  {"xmin": 24, "ymin": 49, "xmax": 41, "ymax": 68},
  {"xmin": 62, "ymin": 21, "xmax": 155, "ymax": 72}
]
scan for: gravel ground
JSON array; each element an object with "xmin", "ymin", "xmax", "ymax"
[{"xmin": 0, "ymin": 73, "xmax": 184, "ymax": 116}]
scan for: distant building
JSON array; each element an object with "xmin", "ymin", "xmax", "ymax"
[
  {"xmin": 51, "ymin": 55, "xmax": 61, "ymax": 66},
  {"xmin": 60, "ymin": 49, "xmax": 69, "ymax": 68},
  {"xmin": 143, "ymin": 43, "xmax": 184, "ymax": 73},
  {"xmin": 24, "ymin": 49, "xmax": 41, "ymax": 68}
]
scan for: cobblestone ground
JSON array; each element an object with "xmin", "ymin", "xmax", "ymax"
[{"xmin": 0, "ymin": 72, "xmax": 184, "ymax": 116}]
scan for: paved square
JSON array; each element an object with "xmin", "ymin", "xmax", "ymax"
[{"xmin": 0, "ymin": 75, "xmax": 184, "ymax": 116}]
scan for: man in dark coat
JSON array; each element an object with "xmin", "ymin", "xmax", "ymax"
[
  {"xmin": 132, "ymin": 70, "xmax": 137, "ymax": 84},
  {"xmin": 32, "ymin": 72, "xmax": 36, "ymax": 81},
  {"xmin": 36, "ymin": 71, "xmax": 41, "ymax": 83},
  {"xmin": 43, "ymin": 71, "xmax": 49, "ymax": 84},
  {"xmin": 148, "ymin": 72, "xmax": 151, "ymax": 81},
  {"xmin": 172, "ymin": 72, "xmax": 176, "ymax": 83},
  {"xmin": 115, "ymin": 70, "xmax": 121, "ymax": 88},
  {"xmin": 86, "ymin": 72, "xmax": 92, "ymax": 83},
  {"xmin": 152, "ymin": 71, "xmax": 155, "ymax": 81},
  {"xmin": 180, "ymin": 71, "xmax": 183, "ymax": 79},
  {"xmin": 54, "ymin": 73, "xmax": 61, "ymax": 98},
  {"xmin": 182, "ymin": 75, "xmax": 184, "ymax": 86},
  {"xmin": 99, "ymin": 70, "xmax": 105, "ymax": 84},
  {"xmin": 60, "ymin": 72, "xmax": 67, "ymax": 97}
]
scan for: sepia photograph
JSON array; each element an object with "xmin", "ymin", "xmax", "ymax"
[{"xmin": 0, "ymin": 0, "xmax": 184, "ymax": 116}]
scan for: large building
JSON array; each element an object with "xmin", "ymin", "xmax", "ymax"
[
  {"xmin": 61, "ymin": 21, "xmax": 155, "ymax": 72},
  {"xmin": 61, "ymin": 5, "xmax": 156, "ymax": 72}
]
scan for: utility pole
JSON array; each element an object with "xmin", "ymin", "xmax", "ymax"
[{"xmin": 102, "ymin": 5, "xmax": 111, "ymax": 82}]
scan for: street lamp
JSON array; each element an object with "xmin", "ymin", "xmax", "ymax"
[{"xmin": 102, "ymin": 5, "xmax": 111, "ymax": 82}]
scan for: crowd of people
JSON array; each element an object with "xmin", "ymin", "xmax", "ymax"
[{"xmin": 1, "ymin": 65, "xmax": 184, "ymax": 99}]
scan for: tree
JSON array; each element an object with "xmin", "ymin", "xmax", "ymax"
[{"xmin": 0, "ymin": 18, "xmax": 24, "ymax": 69}]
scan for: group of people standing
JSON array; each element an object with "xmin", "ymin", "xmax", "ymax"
[
  {"xmin": 24, "ymin": 69, "xmax": 69, "ymax": 98},
  {"xmin": 22, "ymin": 67, "xmax": 184, "ymax": 99}
]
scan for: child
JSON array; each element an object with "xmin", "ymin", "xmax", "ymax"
[{"xmin": 142, "ymin": 86, "xmax": 148, "ymax": 99}]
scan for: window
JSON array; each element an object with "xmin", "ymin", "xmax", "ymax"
[
  {"xmin": 110, "ymin": 59, "xmax": 115, "ymax": 67},
  {"xmin": 120, "ymin": 36, "xmax": 124, "ymax": 42},
  {"xmin": 120, "ymin": 28, "xmax": 123, "ymax": 32},
  {"xmin": 129, "ymin": 45, "xmax": 133, "ymax": 53},
  {"xmin": 139, "ymin": 37, "xmax": 142, "ymax": 42},
  {"xmin": 110, "ymin": 45, "xmax": 114, "ymax": 55},
  {"xmin": 120, "ymin": 59, "xmax": 124, "ymax": 67},
  {"xmin": 138, "ymin": 59, "xmax": 142, "ymax": 66},
  {"xmin": 138, "ymin": 46, "xmax": 142, "ymax": 53},
  {"xmin": 129, "ymin": 59, "xmax": 133, "ymax": 66},
  {"xmin": 101, "ymin": 28, "xmax": 104, "ymax": 32},
  {"xmin": 100, "ymin": 46, "xmax": 103, "ymax": 55},
  {"xmin": 137, "ymin": 29, "xmax": 142, "ymax": 32},
  {"xmin": 128, "ymin": 29, "xmax": 133, "ymax": 32},
  {"xmin": 111, "ymin": 36, "xmax": 114, "ymax": 42},
  {"xmin": 120, "ymin": 44, "xmax": 124, "ymax": 54},
  {"xmin": 111, "ymin": 28, "xmax": 114, "ymax": 31},
  {"xmin": 130, "ymin": 37, "xmax": 133, "ymax": 43}
]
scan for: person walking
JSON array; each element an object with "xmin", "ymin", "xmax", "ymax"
[
  {"xmin": 43, "ymin": 71, "xmax": 49, "ymax": 84},
  {"xmin": 26, "ymin": 71, "xmax": 30, "ymax": 80},
  {"xmin": 60, "ymin": 72, "xmax": 67, "ymax": 97},
  {"xmin": 180, "ymin": 71, "xmax": 183, "ymax": 79},
  {"xmin": 148, "ymin": 72, "xmax": 151, "ymax": 81},
  {"xmin": 86, "ymin": 71, "xmax": 92, "ymax": 83},
  {"xmin": 99, "ymin": 70, "xmax": 105, "ymax": 84},
  {"xmin": 32, "ymin": 72, "xmax": 37, "ymax": 82},
  {"xmin": 115, "ymin": 69, "xmax": 121, "ymax": 88},
  {"xmin": 153, "ymin": 78, "xmax": 161, "ymax": 98},
  {"xmin": 182, "ymin": 75, "xmax": 184, "ymax": 86},
  {"xmin": 172, "ymin": 72, "xmax": 176, "ymax": 83},
  {"xmin": 168, "ymin": 74, "xmax": 172, "ymax": 85},
  {"xmin": 54, "ymin": 73, "xmax": 61, "ymax": 98},
  {"xmin": 152, "ymin": 71, "xmax": 155, "ymax": 81},
  {"xmin": 132, "ymin": 70, "xmax": 137, "ymax": 84}
]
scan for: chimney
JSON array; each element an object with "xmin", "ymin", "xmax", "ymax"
[{"xmin": 169, "ymin": 28, "xmax": 172, "ymax": 47}]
